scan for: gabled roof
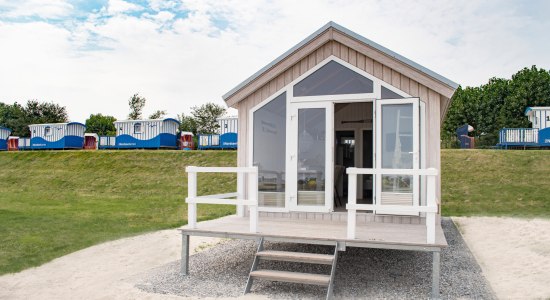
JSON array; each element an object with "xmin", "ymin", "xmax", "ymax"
[{"xmin": 223, "ymin": 21, "xmax": 459, "ymax": 106}]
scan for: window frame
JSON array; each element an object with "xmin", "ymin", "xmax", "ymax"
[
  {"xmin": 249, "ymin": 90, "xmax": 288, "ymax": 212},
  {"xmin": 44, "ymin": 126, "xmax": 52, "ymax": 136},
  {"xmin": 134, "ymin": 123, "xmax": 142, "ymax": 134}
]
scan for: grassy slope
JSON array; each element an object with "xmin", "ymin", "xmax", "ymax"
[
  {"xmin": 0, "ymin": 150, "xmax": 237, "ymax": 275},
  {"xmin": 0, "ymin": 149, "xmax": 548, "ymax": 275},
  {"xmin": 441, "ymin": 149, "xmax": 550, "ymax": 217}
]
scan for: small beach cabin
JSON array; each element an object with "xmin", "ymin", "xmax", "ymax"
[
  {"xmin": 498, "ymin": 106, "xmax": 550, "ymax": 148},
  {"xmin": 218, "ymin": 116, "xmax": 238, "ymax": 134},
  {"xmin": 181, "ymin": 22, "xmax": 458, "ymax": 298},
  {"xmin": 526, "ymin": 106, "xmax": 550, "ymax": 130},
  {"xmin": 28, "ymin": 123, "xmax": 86, "ymax": 149},
  {"xmin": 197, "ymin": 116, "xmax": 238, "ymax": 150},
  {"xmin": 113, "ymin": 118, "xmax": 180, "ymax": 149},
  {"xmin": 0, "ymin": 127, "xmax": 11, "ymax": 151}
]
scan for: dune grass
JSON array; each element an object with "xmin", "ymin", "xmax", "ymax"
[
  {"xmin": 441, "ymin": 149, "xmax": 550, "ymax": 217},
  {"xmin": 0, "ymin": 150, "xmax": 237, "ymax": 275},
  {"xmin": 1, "ymin": 149, "xmax": 548, "ymax": 275}
]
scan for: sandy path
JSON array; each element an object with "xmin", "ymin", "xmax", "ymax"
[
  {"xmin": 453, "ymin": 217, "xmax": 550, "ymax": 300},
  {"xmin": 0, "ymin": 230, "xmax": 223, "ymax": 300},
  {"xmin": 3, "ymin": 218, "xmax": 548, "ymax": 299}
]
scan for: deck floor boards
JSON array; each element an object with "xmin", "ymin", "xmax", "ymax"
[{"xmin": 180, "ymin": 215, "xmax": 447, "ymax": 249}]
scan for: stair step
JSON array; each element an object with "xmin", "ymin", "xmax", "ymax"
[
  {"xmin": 250, "ymin": 270, "xmax": 330, "ymax": 286},
  {"xmin": 257, "ymin": 250, "xmax": 334, "ymax": 265}
]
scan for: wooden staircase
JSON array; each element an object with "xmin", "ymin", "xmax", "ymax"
[{"xmin": 244, "ymin": 238, "xmax": 339, "ymax": 300}]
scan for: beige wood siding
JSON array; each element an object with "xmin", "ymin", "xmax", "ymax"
[{"xmin": 236, "ymin": 40, "xmax": 446, "ymax": 203}]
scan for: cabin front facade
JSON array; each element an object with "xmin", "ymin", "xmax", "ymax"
[
  {"xmin": 181, "ymin": 22, "xmax": 458, "ymax": 298},
  {"xmin": 28, "ymin": 122, "xmax": 86, "ymax": 149},
  {"xmin": 0, "ymin": 127, "xmax": 11, "ymax": 151},
  {"xmin": 113, "ymin": 118, "xmax": 180, "ymax": 149}
]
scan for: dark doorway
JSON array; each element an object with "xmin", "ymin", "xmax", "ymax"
[
  {"xmin": 362, "ymin": 130, "xmax": 373, "ymax": 203},
  {"xmin": 335, "ymin": 131, "xmax": 355, "ymax": 206}
]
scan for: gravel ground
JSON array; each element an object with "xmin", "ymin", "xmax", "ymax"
[{"xmin": 137, "ymin": 218, "xmax": 495, "ymax": 299}]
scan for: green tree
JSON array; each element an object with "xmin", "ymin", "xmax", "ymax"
[
  {"xmin": 498, "ymin": 66, "xmax": 550, "ymax": 128},
  {"xmin": 128, "ymin": 93, "xmax": 146, "ymax": 120},
  {"xmin": 85, "ymin": 114, "xmax": 117, "ymax": 136},
  {"xmin": 0, "ymin": 102, "xmax": 27, "ymax": 137},
  {"xmin": 23, "ymin": 100, "xmax": 68, "ymax": 124},
  {"xmin": 0, "ymin": 100, "xmax": 69, "ymax": 137},
  {"xmin": 442, "ymin": 65, "xmax": 550, "ymax": 148},
  {"xmin": 177, "ymin": 113, "xmax": 197, "ymax": 134},
  {"xmin": 149, "ymin": 110, "xmax": 166, "ymax": 119},
  {"xmin": 191, "ymin": 103, "xmax": 226, "ymax": 134}
]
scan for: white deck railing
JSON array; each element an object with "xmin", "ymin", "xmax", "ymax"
[
  {"xmin": 186, "ymin": 166, "xmax": 259, "ymax": 233},
  {"xmin": 346, "ymin": 167, "xmax": 439, "ymax": 244}
]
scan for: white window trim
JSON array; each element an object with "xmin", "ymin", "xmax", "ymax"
[
  {"xmin": 289, "ymin": 56, "xmax": 412, "ymax": 102},
  {"xmin": 287, "ymin": 101, "xmax": 334, "ymax": 213},
  {"xmin": 374, "ymin": 97, "xmax": 420, "ymax": 216},
  {"xmin": 248, "ymin": 55, "xmax": 426, "ymax": 213}
]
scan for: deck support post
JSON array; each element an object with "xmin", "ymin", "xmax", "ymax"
[
  {"xmin": 181, "ymin": 234, "xmax": 190, "ymax": 276},
  {"xmin": 431, "ymin": 250, "xmax": 440, "ymax": 299},
  {"xmin": 346, "ymin": 171, "xmax": 357, "ymax": 239},
  {"xmin": 426, "ymin": 171, "xmax": 437, "ymax": 244},
  {"xmin": 188, "ymin": 171, "xmax": 197, "ymax": 229},
  {"xmin": 248, "ymin": 169, "xmax": 258, "ymax": 233},
  {"xmin": 237, "ymin": 172, "xmax": 245, "ymax": 217}
]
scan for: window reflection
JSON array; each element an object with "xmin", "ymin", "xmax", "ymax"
[{"xmin": 253, "ymin": 93, "xmax": 286, "ymax": 207}]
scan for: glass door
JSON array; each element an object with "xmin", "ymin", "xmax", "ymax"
[
  {"xmin": 374, "ymin": 98, "xmax": 419, "ymax": 215},
  {"xmin": 288, "ymin": 102, "xmax": 333, "ymax": 212}
]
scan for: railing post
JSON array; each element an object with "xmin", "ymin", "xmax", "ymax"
[
  {"xmin": 426, "ymin": 170, "xmax": 436, "ymax": 244},
  {"xmin": 347, "ymin": 169, "xmax": 357, "ymax": 239},
  {"xmin": 248, "ymin": 167, "xmax": 258, "ymax": 233},
  {"xmin": 187, "ymin": 169, "xmax": 197, "ymax": 229},
  {"xmin": 237, "ymin": 172, "xmax": 245, "ymax": 217}
]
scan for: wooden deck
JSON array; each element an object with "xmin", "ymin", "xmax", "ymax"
[{"xmin": 180, "ymin": 214, "xmax": 447, "ymax": 251}]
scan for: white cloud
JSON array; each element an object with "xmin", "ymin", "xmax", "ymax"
[
  {"xmin": 106, "ymin": 0, "xmax": 143, "ymax": 15},
  {"xmin": 0, "ymin": 0, "xmax": 549, "ymax": 122},
  {"xmin": 0, "ymin": 0, "xmax": 73, "ymax": 19}
]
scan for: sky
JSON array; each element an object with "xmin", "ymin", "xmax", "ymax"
[{"xmin": 0, "ymin": 0, "xmax": 549, "ymax": 122}]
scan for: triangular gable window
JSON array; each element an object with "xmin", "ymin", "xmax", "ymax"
[
  {"xmin": 381, "ymin": 86, "xmax": 404, "ymax": 99},
  {"xmin": 293, "ymin": 61, "xmax": 373, "ymax": 97}
]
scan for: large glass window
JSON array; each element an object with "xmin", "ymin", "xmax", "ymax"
[
  {"xmin": 381, "ymin": 104, "xmax": 413, "ymax": 194},
  {"xmin": 253, "ymin": 93, "xmax": 286, "ymax": 208},
  {"xmin": 293, "ymin": 61, "xmax": 373, "ymax": 97},
  {"xmin": 297, "ymin": 108, "xmax": 326, "ymax": 206}
]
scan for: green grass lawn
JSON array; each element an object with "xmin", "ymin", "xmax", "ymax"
[
  {"xmin": 0, "ymin": 149, "xmax": 548, "ymax": 275},
  {"xmin": 442, "ymin": 149, "xmax": 550, "ymax": 217},
  {"xmin": 0, "ymin": 150, "xmax": 237, "ymax": 275}
]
